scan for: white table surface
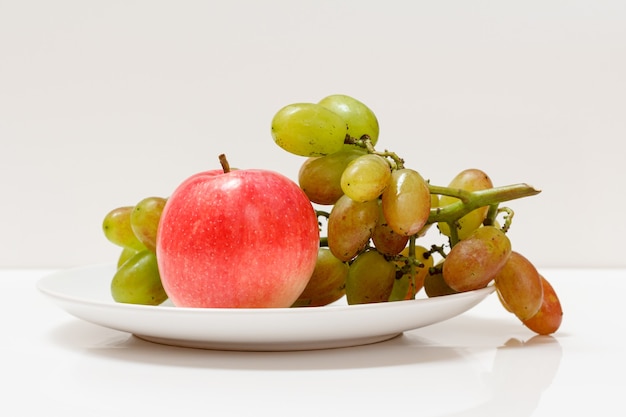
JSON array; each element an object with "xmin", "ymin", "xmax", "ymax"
[{"xmin": 3, "ymin": 267, "xmax": 624, "ymax": 416}]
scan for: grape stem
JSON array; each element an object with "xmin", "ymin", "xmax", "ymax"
[
  {"xmin": 315, "ymin": 210, "xmax": 330, "ymax": 219},
  {"xmin": 343, "ymin": 136, "xmax": 540, "ymax": 228},
  {"xmin": 497, "ymin": 207, "xmax": 515, "ymax": 232},
  {"xmin": 316, "ymin": 210, "xmax": 330, "ymax": 248},
  {"xmin": 427, "ymin": 183, "xmax": 540, "ymax": 225},
  {"xmin": 346, "ymin": 135, "xmax": 405, "ymax": 170},
  {"xmin": 407, "ymin": 235, "xmax": 417, "ymax": 298},
  {"xmin": 484, "ymin": 204, "xmax": 500, "ymax": 226},
  {"xmin": 317, "ymin": 184, "xmax": 538, "ymax": 250}
]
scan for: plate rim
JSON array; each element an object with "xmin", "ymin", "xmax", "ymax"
[
  {"xmin": 37, "ymin": 262, "xmax": 495, "ymax": 314},
  {"xmin": 37, "ymin": 263, "xmax": 495, "ymax": 351}
]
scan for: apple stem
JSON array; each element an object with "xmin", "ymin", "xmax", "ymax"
[{"xmin": 219, "ymin": 154, "xmax": 231, "ymax": 173}]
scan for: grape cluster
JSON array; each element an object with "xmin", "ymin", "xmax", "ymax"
[
  {"xmin": 102, "ymin": 197, "xmax": 168, "ymax": 305},
  {"xmin": 272, "ymin": 94, "xmax": 563, "ymax": 335}
]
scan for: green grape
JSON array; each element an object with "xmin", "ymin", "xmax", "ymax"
[
  {"xmin": 271, "ymin": 103, "xmax": 348, "ymax": 157},
  {"xmin": 111, "ymin": 250, "xmax": 168, "ymax": 305},
  {"xmin": 371, "ymin": 200, "xmax": 409, "ymax": 256},
  {"xmin": 117, "ymin": 247, "xmax": 139, "ymax": 268},
  {"xmin": 345, "ymin": 250, "xmax": 396, "ymax": 305},
  {"xmin": 130, "ymin": 196, "xmax": 167, "ymax": 253},
  {"xmin": 442, "ymin": 225, "xmax": 511, "ymax": 292},
  {"xmin": 340, "ymin": 154, "xmax": 391, "ymax": 202},
  {"xmin": 318, "ymin": 94, "xmax": 379, "ymax": 146},
  {"xmin": 522, "ymin": 275, "xmax": 563, "ymax": 335},
  {"xmin": 102, "ymin": 206, "xmax": 146, "ymax": 251},
  {"xmin": 424, "ymin": 264, "xmax": 458, "ymax": 297},
  {"xmin": 298, "ymin": 148, "xmax": 366, "ymax": 205},
  {"xmin": 327, "ymin": 194, "xmax": 378, "ymax": 262},
  {"xmin": 438, "ymin": 168, "xmax": 493, "ymax": 240},
  {"xmin": 494, "ymin": 251, "xmax": 544, "ymax": 321},
  {"xmin": 292, "ymin": 248, "xmax": 348, "ymax": 307},
  {"xmin": 381, "ymin": 168, "xmax": 431, "ymax": 236}
]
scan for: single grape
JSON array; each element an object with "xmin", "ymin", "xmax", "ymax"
[
  {"xmin": 292, "ymin": 248, "xmax": 348, "ymax": 307},
  {"xmin": 340, "ymin": 154, "xmax": 391, "ymax": 202},
  {"xmin": 102, "ymin": 206, "xmax": 146, "ymax": 251},
  {"xmin": 111, "ymin": 250, "xmax": 168, "ymax": 305},
  {"xmin": 298, "ymin": 148, "xmax": 366, "ymax": 205},
  {"xmin": 381, "ymin": 168, "xmax": 431, "ymax": 236},
  {"xmin": 424, "ymin": 264, "xmax": 458, "ymax": 297},
  {"xmin": 438, "ymin": 168, "xmax": 493, "ymax": 240},
  {"xmin": 371, "ymin": 201, "xmax": 409, "ymax": 256},
  {"xmin": 271, "ymin": 103, "xmax": 347, "ymax": 157},
  {"xmin": 442, "ymin": 225, "xmax": 511, "ymax": 292},
  {"xmin": 522, "ymin": 275, "xmax": 563, "ymax": 335},
  {"xmin": 327, "ymin": 194, "xmax": 378, "ymax": 262},
  {"xmin": 494, "ymin": 251, "xmax": 544, "ymax": 321},
  {"xmin": 318, "ymin": 94, "xmax": 379, "ymax": 145},
  {"xmin": 345, "ymin": 250, "xmax": 396, "ymax": 305},
  {"xmin": 130, "ymin": 196, "xmax": 167, "ymax": 253}
]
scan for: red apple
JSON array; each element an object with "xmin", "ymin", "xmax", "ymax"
[{"xmin": 156, "ymin": 156, "xmax": 320, "ymax": 308}]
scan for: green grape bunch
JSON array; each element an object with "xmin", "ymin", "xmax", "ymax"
[
  {"xmin": 102, "ymin": 196, "xmax": 168, "ymax": 305},
  {"xmin": 271, "ymin": 94, "xmax": 380, "ymax": 157},
  {"xmin": 271, "ymin": 93, "xmax": 562, "ymax": 335}
]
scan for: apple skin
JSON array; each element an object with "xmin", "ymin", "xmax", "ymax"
[{"xmin": 156, "ymin": 168, "xmax": 320, "ymax": 308}]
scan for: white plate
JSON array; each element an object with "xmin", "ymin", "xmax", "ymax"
[{"xmin": 37, "ymin": 263, "xmax": 495, "ymax": 351}]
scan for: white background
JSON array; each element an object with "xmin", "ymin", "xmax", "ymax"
[{"xmin": 1, "ymin": 0, "xmax": 624, "ymax": 268}]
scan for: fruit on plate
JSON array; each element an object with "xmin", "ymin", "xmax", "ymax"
[
  {"xmin": 156, "ymin": 155, "xmax": 320, "ymax": 308},
  {"xmin": 101, "ymin": 93, "xmax": 564, "ymax": 336}
]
